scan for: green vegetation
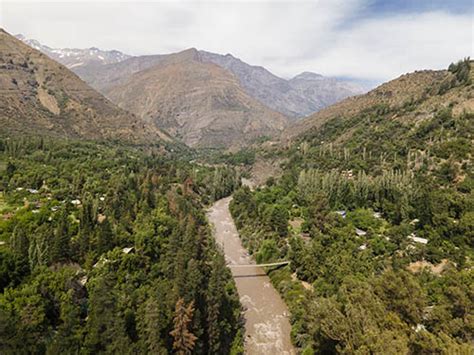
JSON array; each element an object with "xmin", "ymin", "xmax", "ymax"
[
  {"xmin": 448, "ymin": 57, "xmax": 472, "ymax": 86},
  {"xmin": 0, "ymin": 137, "xmax": 242, "ymax": 354},
  {"xmin": 1, "ymin": 59, "xmax": 473, "ymax": 354},
  {"xmin": 230, "ymin": 69, "xmax": 473, "ymax": 353}
]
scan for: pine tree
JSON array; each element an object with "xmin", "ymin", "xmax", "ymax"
[
  {"xmin": 170, "ymin": 298, "xmax": 197, "ymax": 355},
  {"xmin": 51, "ymin": 209, "xmax": 70, "ymax": 263},
  {"xmin": 206, "ymin": 256, "xmax": 225, "ymax": 353}
]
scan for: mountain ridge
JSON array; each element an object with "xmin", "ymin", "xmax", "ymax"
[
  {"xmin": 15, "ymin": 34, "xmax": 131, "ymax": 69},
  {"xmin": 16, "ymin": 35, "xmax": 367, "ymax": 119},
  {"xmin": 105, "ymin": 49, "xmax": 289, "ymax": 148}
]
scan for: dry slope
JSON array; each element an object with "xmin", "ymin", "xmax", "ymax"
[
  {"xmin": 106, "ymin": 48, "xmax": 289, "ymax": 148},
  {"xmin": 283, "ymin": 68, "xmax": 474, "ymax": 141},
  {"xmin": 0, "ymin": 29, "xmax": 168, "ymax": 142}
]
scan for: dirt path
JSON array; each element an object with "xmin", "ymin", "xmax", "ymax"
[{"xmin": 208, "ymin": 197, "xmax": 295, "ymax": 355}]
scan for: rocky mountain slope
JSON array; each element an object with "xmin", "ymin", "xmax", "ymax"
[
  {"xmin": 200, "ymin": 51, "xmax": 366, "ymax": 118},
  {"xmin": 105, "ymin": 48, "xmax": 289, "ymax": 148},
  {"xmin": 1, "ymin": 29, "xmax": 168, "ymax": 142},
  {"xmin": 17, "ymin": 35, "xmax": 366, "ymax": 119},
  {"xmin": 15, "ymin": 34, "xmax": 130, "ymax": 69}
]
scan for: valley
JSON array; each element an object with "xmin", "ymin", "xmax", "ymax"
[{"xmin": 0, "ymin": 11, "xmax": 473, "ymax": 355}]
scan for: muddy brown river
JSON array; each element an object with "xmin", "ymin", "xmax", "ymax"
[{"xmin": 208, "ymin": 197, "xmax": 295, "ymax": 355}]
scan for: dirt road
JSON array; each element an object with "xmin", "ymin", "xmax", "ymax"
[{"xmin": 208, "ymin": 197, "xmax": 295, "ymax": 355}]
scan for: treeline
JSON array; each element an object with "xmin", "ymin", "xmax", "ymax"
[{"xmin": 0, "ymin": 138, "xmax": 243, "ymax": 354}]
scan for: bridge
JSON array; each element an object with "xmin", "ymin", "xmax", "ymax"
[{"xmin": 227, "ymin": 261, "xmax": 290, "ymax": 268}]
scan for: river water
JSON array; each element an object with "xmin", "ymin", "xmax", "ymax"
[{"xmin": 207, "ymin": 197, "xmax": 295, "ymax": 355}]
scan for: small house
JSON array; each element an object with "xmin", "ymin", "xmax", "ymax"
[
  {"xmin": 407, "ymin": 233, "xmax": 428, "ymax": 245},
  {"xmin": 355, "ymin": 228, "xmax": 367, "ymax": 237},
  {"xmin": 336, "ymin": 210, "xmax": 347, "ymax": 218},
  {"xmin": 122, "ymin": 247, "xmax": 134, "ymax": 254}
]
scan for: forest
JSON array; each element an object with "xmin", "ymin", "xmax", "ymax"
[
  {"xmin": 0, "ymin": 137, "xmax": 243, "ymax": 354},
  {"xmin": 229, "ymin": 76, "xmax": 473, "ymax": 353}
]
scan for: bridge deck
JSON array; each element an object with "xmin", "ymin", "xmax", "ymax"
[{"xmin": 227, "ymin": 261, "xmax": 290, "ymax": 268}]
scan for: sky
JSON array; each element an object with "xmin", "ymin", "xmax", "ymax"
[{"xmin": 0, "ymin": 0, "xmax": 472, "ymax": 84}]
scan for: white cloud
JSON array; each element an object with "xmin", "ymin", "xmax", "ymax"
[
  {"xmin": 0, "ymin": 1, "xmax": 472, "ymax": 83},
  {"xmin": 282, "ymin": 11, "xmax": 474, "ymax": 81}
]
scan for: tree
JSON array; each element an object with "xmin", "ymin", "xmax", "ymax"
[
  {"xmin": 6, "ymin": 161, "xmax": 16, "ymax": 180},
  {"xmin": 84, "ymin": 273, "xmax": 130, "ymax": 352},
  {"xmin": 266, "ymin": 205, "xmax": 288, "ymax": 237},
  {"xmin": 50, "ymin": 209, "xmax": 71, "ymax": 263},
  {"xmin": 170, "ymin": 298, "xmax": 197, "ymax": 355}
]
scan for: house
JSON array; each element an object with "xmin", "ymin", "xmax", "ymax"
[
  {"xmin": 27, "ymin": 188, "xmax": 39, "ymax": 194},
  {"xmin": 336, "ymin": 210, "xmax": 347, "ymax": 218},
  {"xmin": 122, "ymin": 247, "xmax": 134, "ymax": 254},
  {"xmin": 93, "ymin": 257, "xmax": 109, "ymax": 268},
  {"xmin": 355, "ymin": 228, "xmax": 367, "ymax": 236},
  {"xmin": 71, "ymin": 199, "xmax": 81, "ymax": 206},
  {"xmin": 373, "ymin": 212, "xmax": 382, "ymax": 219},
  {"xmin": 358, "ymin": 244, "xmax": 367, "ymax": 250},
  {"xmin": 407, "ymin": 233, "xmax": 428, "ymax": 244},
  {"xmin": 413, "ymin": 324, "xmax": 426, "ymax": 333},
  {"xmin": 79, "ymin": 275, "xmax": 88, "ymax": 286},
  {"xmin": 342, "ymin": 170, "xmax": 354, "ymax": 179}
]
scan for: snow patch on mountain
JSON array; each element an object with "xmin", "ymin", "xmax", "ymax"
[{"xmin": 15, "ymin": 34, "xmax": 131, "ymax": 68}]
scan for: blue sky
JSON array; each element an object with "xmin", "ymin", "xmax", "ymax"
[
  {"xmin": 1, "ymin": 0, "xmax": 472, "ymax": 84},
  {"xmin": 366, "ymin": 0, "xmax": 473, "ymax": 15}
]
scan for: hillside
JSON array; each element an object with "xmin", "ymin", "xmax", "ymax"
[
  {"xmin": 105, "ymin": 48, "xmax": 289, "ymax": 148},
  {"xmin": 73, "ymin": 54, "xmax": 166, "ymax": 93},
  {"xmin": 284, "ymin": 66, "xmax": 473, "ymax": 140},
  {"xmin": 0, "ymin": 29, "xmax": 168, "ymax": 142}
]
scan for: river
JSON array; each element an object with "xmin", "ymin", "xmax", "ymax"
[{"xmin": 207, "ymin": 197, "xmax": 295, "ymax": 355}]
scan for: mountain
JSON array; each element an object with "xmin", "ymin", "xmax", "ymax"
[
  {"xmin": 1, "ymin": 29, "xmax": 168, "ymax": 142},
  {"xmin": 284, "ymin": 66, "xmax": 474, "ymax": 140},
  {"xmin": 73, "ymin": 54, "xmax": 166, "ymax": 93},
  {"xmin": 288, "ymin": 72, "xmax": 366, "ymax": 112},
  {"xmin": 105, "ymin": 48, "xmax": 289, "ymax": 148},
  {"xmin": 17, "ymin": 35, "xmax": 366, "ymax": 119},
  {"xmin": 199, "ymin": 51, "xmax": 366, "ymax": 118},
  {"xmin": 15, "ymin": 34, "xmax": 131, "ymax": 69}
]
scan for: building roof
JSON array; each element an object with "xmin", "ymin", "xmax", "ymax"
[{"xmin": 407, "ymin": 233, "xmax": 428, "ymax": 244}]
